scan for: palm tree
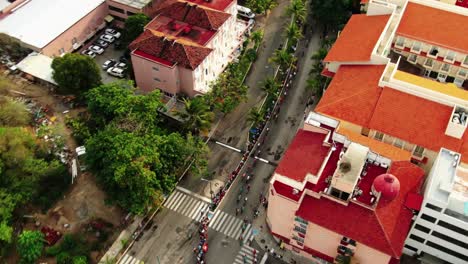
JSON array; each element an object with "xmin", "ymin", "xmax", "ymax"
[
  {"xmin": 269, "ymin": 49, "xmax": 297, "ymax": 70},
  {"xmin": 176, "ymin": 97, "xmax": 214, "ymax": 133},
  {"xmin": 285, "ymin": 22, "xmax": 302, "ymax": 43},
  {"xmin": 250, "ymin": 29, "xmax": 264, "ymax": 48},
  {"xmin": 286, "ymin": 0, "xmax": 306, "ymax": 23},
  {"xmin": 261, "ymin": 77, "xmax": 280, "ymax": 96},
  {"xmin": 247, "ymin": 107, "xmax": 265, "ymax": 125}
]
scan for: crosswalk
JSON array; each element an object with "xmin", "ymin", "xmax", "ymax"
[
  {"xmin": 208, "ymin": 210, "xmax": 254, "ymax": 243},
  {"xmin": 233, "ymin": 244, "xmax": 259, "ymax": 264},
  {"xmin": 163, "ymin": 189, "xmax": 211, "ymax": 222},
  {"xmin": 119, "ymin": 254, "xmax": 143, "ymax": 264}
]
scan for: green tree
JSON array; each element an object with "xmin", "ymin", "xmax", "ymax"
[
  {"xmin": 0, "ymin": 97, "xmax": 30, "ymax": 126},
  {"xmin": 122, "ymin": 13, "xmax": 151, "ymax": 46},
  {"xmin": 261, "ymin": 77, "xmax": 280, "ymax": 96},
  {"xmin": 285, "ymin": 22, "xmax": 302, "ymax": 44},
  {"xmin": 286, "ymin": 0, "xmax": 307, "ymax": 23},
  {"xmin": 311, "ymin": 0, "xmax": 351, "ymax": 31},
  {"xmin": 247, "ymin": 107, "xmax": 264, "ymax": 125},
  {"xmin": 176, "ymin": 97, "xmax": 214, "ymax": 134},
  {"xmin": 51, "ymin": 53, "xmax": 102, "ymax": 95},
  {"xmin": 17, "ymin": 230, "xmax": 44, "ymax": 264},
  {"xmin": 245, "ymin": 0, "xmax": 277, "ymax": 14},
  {"xmin": 250, "ymin": 30, "xmax": 264, "ymax": 48},
  {"xmin": 269, "ymin": 49, "xmax": 296, "ymax": 70},
  {"xmin": 72, "ymin": 255, "xmax": 88, "ymax": 264}
]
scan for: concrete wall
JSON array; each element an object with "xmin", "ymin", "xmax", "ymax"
[
  {"xmin": 42, "ymin": 2, "xmax": 108, "ymax": 57},
  {"xmin": 266, "ymin": 184, "xmax": 299, "ymax": 239},
  {"xmin": 179, "ymin": 66, "xmax": 196, "ymax": 96},
  {"xmin": 131, "ymin": 52, "xmax": 180, "ymax": 94}
]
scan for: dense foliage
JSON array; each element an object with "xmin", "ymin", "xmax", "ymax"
[
  {"xmin": 45, "ymin": 234, "xmax": 89, "ymax": 264},
  {"xmin": 17, "ymin": 230, "xmax": 44, "ymax": 264},
  {"xmin": 311, "ymin": 0, "xmax": 352, "ymax": 31},
  {"xmin": 122, "ymin": 13, "xmax": 151, "ymax": 47},
  {"xmin": 245, "ymin": 0, "xmax": 277, "ymax": 14},
  {"xmin": 84, "ymin": 82, "xmax": 208, "ymax": 214},
  {"xmin": 51, "ymin": 53, "xmax": 102, "ymax": 95}
]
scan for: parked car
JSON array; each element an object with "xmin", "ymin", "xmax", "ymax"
[
  {"xmin": 237, "ymin": 5, "xmax": 255, "ymax": 19},
  {"xmin": 102, "ymin": 59, "xmax": 116, "ymax": 70},
  {"xmin": 100, "ymin": 34, "xmax": 115, "ymax": 43},
  {"xmin": 81, "ymin": 49, "xmax": 96, "ymax": 58},
  {"xmin": 107, "ymin": 67, "xmax": 125, "ymax": 78},
  {"xmin": 94, "ymin": 39, "xmax": 109, "ymax": 48},
  {"xmin": 89, "ymin": 45, "xmax": 104, "ymax": 55},
  {"xmin": 105, "ymin": 28, "xmax": 121, "ymax": 39},
  {"xmin": 115, "ymin": 61, "xmax": 127, "ymax": 70}
]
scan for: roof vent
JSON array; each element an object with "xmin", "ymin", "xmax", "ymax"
[{"xmin": 446, "ymin": 106, "xmax": 468, "ymax": 139}]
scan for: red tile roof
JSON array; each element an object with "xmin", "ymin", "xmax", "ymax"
[
  {"xmin": 183, "ymin": 0, "xmax": 233, "ymax": 12},
  {"xmin": 296, "ymin": 161, "xmax": 424, "ymax": 258},
  {"xmin": 275, "ymin": 129, "xmax": 330, "ymax": 183},
  {"xmin": 129, "ymin": 30, "xmax": 212, "ymax": 69},
  {"xmin": 397, "ymin": 2, "xmax": 468, "ymax": 54},
  {"xmin": 324, "ymin": 14, "xmax": 390, "ymax": 62},
  {"xmin": 368, "ymin": 88, "xmax": 463, "ymax": 155},
  {"xmin": 158, "ymin": 1, "xmax": 230, "ymax": 30},
  {"xmin": 316, "ymin": 65, "xmax": 385, "ymax": 127}
]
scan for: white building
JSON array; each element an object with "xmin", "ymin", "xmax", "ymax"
[{"xmin": 403, "ymin": 148, "xmax": 468, "ymax": 264}]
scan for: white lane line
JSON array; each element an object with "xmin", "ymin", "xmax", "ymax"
[
  {"xmin": 119, "ymin": 254, "xmax": 130, "ymax": 264},
  {"xmin": 188, "ymin": 201, "xmax": 204, "ymax": 219},
  {"xmin": 212, "ymin": 212, "xmax": 227, "ymax": 231},
  {"xmin": 196, "ymin": 204, "xmax": 210, "ymax": 222},
  {"xmin": 176, "ymin": 186, "xmax": 211, "ymax": 203},
  {"xmin": 233, "ymin": 221, "xmax": 244, "ymax": 239},
  {"xmin": 221, "ymin": 215, "xmax": 236, "ymax": 235},
  {"xmin": 209, "ymin": 210, "xmax": 221, "ymax": 227},
  {"xmin": 178, "ymin": 197, "xmax": 194, "ymax": 216},
  {"xmin": 228, "ymin": 220, "xmax": 243, "ymax": 238},
  {"xmin": 182, "ymin": 197, "xmax": 198, "ymax": 216},
  {"xmin": 164, "ymin": 191, "xmax": 182, "ymax": 209},
  {"xmin": 172, "ymin": 193, "xmax": 188, "ymax": 212}
]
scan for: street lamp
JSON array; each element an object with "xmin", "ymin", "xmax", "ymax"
[{"xmin": 201, "ymin": 178, "xmax": 213, "ymax": 199}]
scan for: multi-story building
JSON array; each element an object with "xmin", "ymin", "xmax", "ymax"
[
  {"xmin": 106, "ymin": 0, "xmax": 168, "ymax": 25},
  {"xmin": 266, "ymin": 0, "xmax": 468, "ymax": 263},
  {"xmin": 403, "ymin": 148, "xmax": 468, "ymax": 264},
  {"xmin": 129, "ymin": 0, "xmax": 246, "ymax": 96},
  {"xmin": 267, "ymin": 112, "xmax": 425, "ymax": 263},
  {"xmin": 0, "ymin": 0, "xmax": 109, "ymax": 57}
]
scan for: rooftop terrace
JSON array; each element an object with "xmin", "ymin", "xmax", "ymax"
[
  {"xmin": 183, "ymin": 0, "xmax": 232, "ymax": 11},
  {"xmin": 147, "ymin": 15, "xmax": 216, "ymax": 46}
]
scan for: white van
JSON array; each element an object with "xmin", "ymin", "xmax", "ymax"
[{"xmin": 237, "ymin": 5, "xmax": 255, "ymax": 19}]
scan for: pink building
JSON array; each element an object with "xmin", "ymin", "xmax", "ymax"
[
  {"xmin": 266, "ymin": 113, "xmax": 425, "ymax": 263},
  {"xmin": 0, "ymin": 0, "xmax": 109, "ymax": 57},
  {"xmin": 129, "ymin": 0, "xmax": 244, "ymax": 96}
]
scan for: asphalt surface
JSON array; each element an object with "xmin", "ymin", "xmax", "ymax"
[{"xmin": 122, "ymin": 1, "xmax": 323, "ymax": 263}]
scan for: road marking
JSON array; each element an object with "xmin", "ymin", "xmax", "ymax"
[
  {"xmin": 179, "ymin": 196, "xmax": 195, "ymax": 216},
  {"xmin": 176, "ymin": 186, "xmax": 211, "ymax": 203},
  {"xmin": 119, "ymin": 254, "xmax": 143, "ymax": 264},
  {"xmin": 215, "ymin": 141, "xmax": 242, "ymax": 153},
  {"xmin": 209, "ymin": 210, "xmax": 221, "ymax": 226},
  {"xmin": 223, "ymin": 216, "xmax": 237, "ymax": 236},
  {"xmin": 163, "ymin": 189, "xmax": 211, "ymax": 222},
  {"xmin": 212, "ymin": 211, "xmax": 227, "ymax": 231},
  {"xmin": 195, "ymin": 204, "xmax": 210, "ymax": 222},
  {"xmin": 228, "ymin": 220, "xmax": 243, "ymax": 238},
  {"xmin": 188, "ymin": 201, "xmax": 204, "ymax": 219},
  {"xmin": 164, "ymin": 191, "xmax": 182, "ymax": 208},
  {"xmin": 233, "ymin": 244, "xmax": 257, "ymax": 264},
  {"xmin": 172, "ymin": 193, "xmax": 187, "ymax": 211}
]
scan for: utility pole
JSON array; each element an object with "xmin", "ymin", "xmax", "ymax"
[{"xmin": 201, "ymin": 178, "xmax": 213, "ymax": 199}]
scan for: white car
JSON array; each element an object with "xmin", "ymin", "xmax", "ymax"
[
  {"xmin": 100, "ymin": 34, "xmax": 115, "ymax": 43},
  {"xmin": 105, "ymin": 28, "xmax": 121, "ymax": 39},
  {"xmin": 81, "ymin": 49, "xmax": 96, "ymax": 58},
  {"xmin": 88, "ymin": 45, "xmax": 104, "ymax": 55},
  {"xmin": 115, "ymin": 62, "xmax": 127, "ymax": 69},
  {"xmin": 107, "ymin": 67, "xmax": 125, "ymax": 78},
  {"xmin": 102, "ymin": 59, "xmax": 116, "ymax": 70}
]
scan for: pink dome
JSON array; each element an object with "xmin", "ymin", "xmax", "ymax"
[{"xmin": 372, "ymin": 173, "xmax": 400, "ymax": 200}]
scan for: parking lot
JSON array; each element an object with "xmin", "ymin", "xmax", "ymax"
[{"xmin": 78, "ymin": 28, "xmax": 128, "ymax": 84}]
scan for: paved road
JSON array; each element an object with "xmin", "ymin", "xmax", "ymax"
[{"xmin": 121, "ymin": 1, "xmax": 323, "ymax": 263}]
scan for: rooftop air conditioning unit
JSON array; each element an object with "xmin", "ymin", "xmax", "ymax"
[{"xmin": 292, "ymin": 189, "xmax": 299, "ymax": 195}]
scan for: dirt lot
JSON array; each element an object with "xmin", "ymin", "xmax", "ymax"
[{"xmin": 1, "ymin": 74, "xmax": 124, "ymax": 263}]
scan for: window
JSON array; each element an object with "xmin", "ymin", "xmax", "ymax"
[
  {"xmin": 152, "ymin": 66, "xmax": 159, "ymax": 71},
  {"xmin": 374, "ymin": 131, "xmax": 384, "ymax": 141},
  {"xmin": 395, "ymin": 37, "xmax": 405, "ymax": 48},
  {"xmin": 445, "ymin": 51, "xmax": 456, "ymax": 62},
  {"xmin": 409, "ymin": 234, "xmax": 425, "ymax": 243},
  {"xmin": 295, "ymin": 217, "xmax": 308, "ymax": 225},
  {"xmin": 109, "ymin": 5, "xmax": 125, "ymax": 13},
  {"xmin": 425, "ymin": 203, "xmax": 442, "ymax": 212},
  {"xmin": 428, "ymin": 46, "xmax": 439, "ymax": 57},
  {"xmin": 432, "ymin": 231, "xmax": 468, "ymax": 248},
  {"xmin": 414, "ymin": 224, "xmax": 430, "ymax": 233},
  {"xmin": 413, "ymin": 145, "xmax": 424, "ymax": 157},
  {"xmin": 127, "ymin": 11, "xmax": 136, "ymax": 16},
  {"xmin": 420, "ymin": 213, "xmax": 436, "ymax": 223},
  {"xmin": 423, "ymin": 58, "xmax": 433, "ymax": 68},
  {"xmin": 393, "ymin": 138, "xmax": 404, "ymax": 148},
  {"xmin": 292, "ymin": 235, "xmax": 304, "ymax": 243},
  {"xmin": 154, "ymin": 77, "xmax": 161, "ymax": 82},
  {"xmin": 411, "ymin": 41, "xmax": 421, "ymax": 53},
  {"xmin": 437, "ymin": 72, "xmax": 447, "ymax": 82},
  {"xmin": 59, "ymin": 48, "xmax": 65, "ymax": 54},
  {"xmin": 457, "ymin": 68, "xmax": 467, "ymax": 78},
  {"xmin": 114, "ymin": 16, "xmax": 125, "ymax": 22},
  {"xmin": 426, "ymin": 241, "xmax": 468, "ymax": 261},
  {"xmin": 404, "ymin": 245, "xmax": 418, "ymax": 252},
  {"xmin": 361, "ymin": 127, "xmax": 370, "ymax": 137},
  {"xmin": 205, "ymin": 69, "xmax": 208, "ymax": 75},
  {"xmin": 441, "ymin": 63, "xmax": 450, "ymax": 73},
  {"xmin": 438, "ymin": 220, "xmax": 468, "ymax": 236},
  {"xmin": 463, "ymin": 55, "xmax": 468, "ymax": 66},
  {"xmin": 294, "ymin": 225, "xmax": 306, "ymax": 234},
  {"xmin": 408, "ymin": 54, "xmax": 417, "ymax": 64}
]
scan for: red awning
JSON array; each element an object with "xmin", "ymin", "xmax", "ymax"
[{"xmin": 405, "ymin": 193, "xmax": 423, "ymax": 211}]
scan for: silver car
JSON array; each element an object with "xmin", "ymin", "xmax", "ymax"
[
  {"xmin": 81, "ymin": 49, "xmax": 96, "ymax": 58},
  {"xmin": 100, "ymin": 34, "xmax": 115, "ymax": 43},
  {"xmin": 89, "ymin": 45, "xmax": 104, "ymax": 55},
  {"xmin": 107, "ymin": 67, "xmax": 125, "ymax": 78},
  {"xmin": 105, "ymin": 28, "xmax": 121, "ymax": 39}
]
